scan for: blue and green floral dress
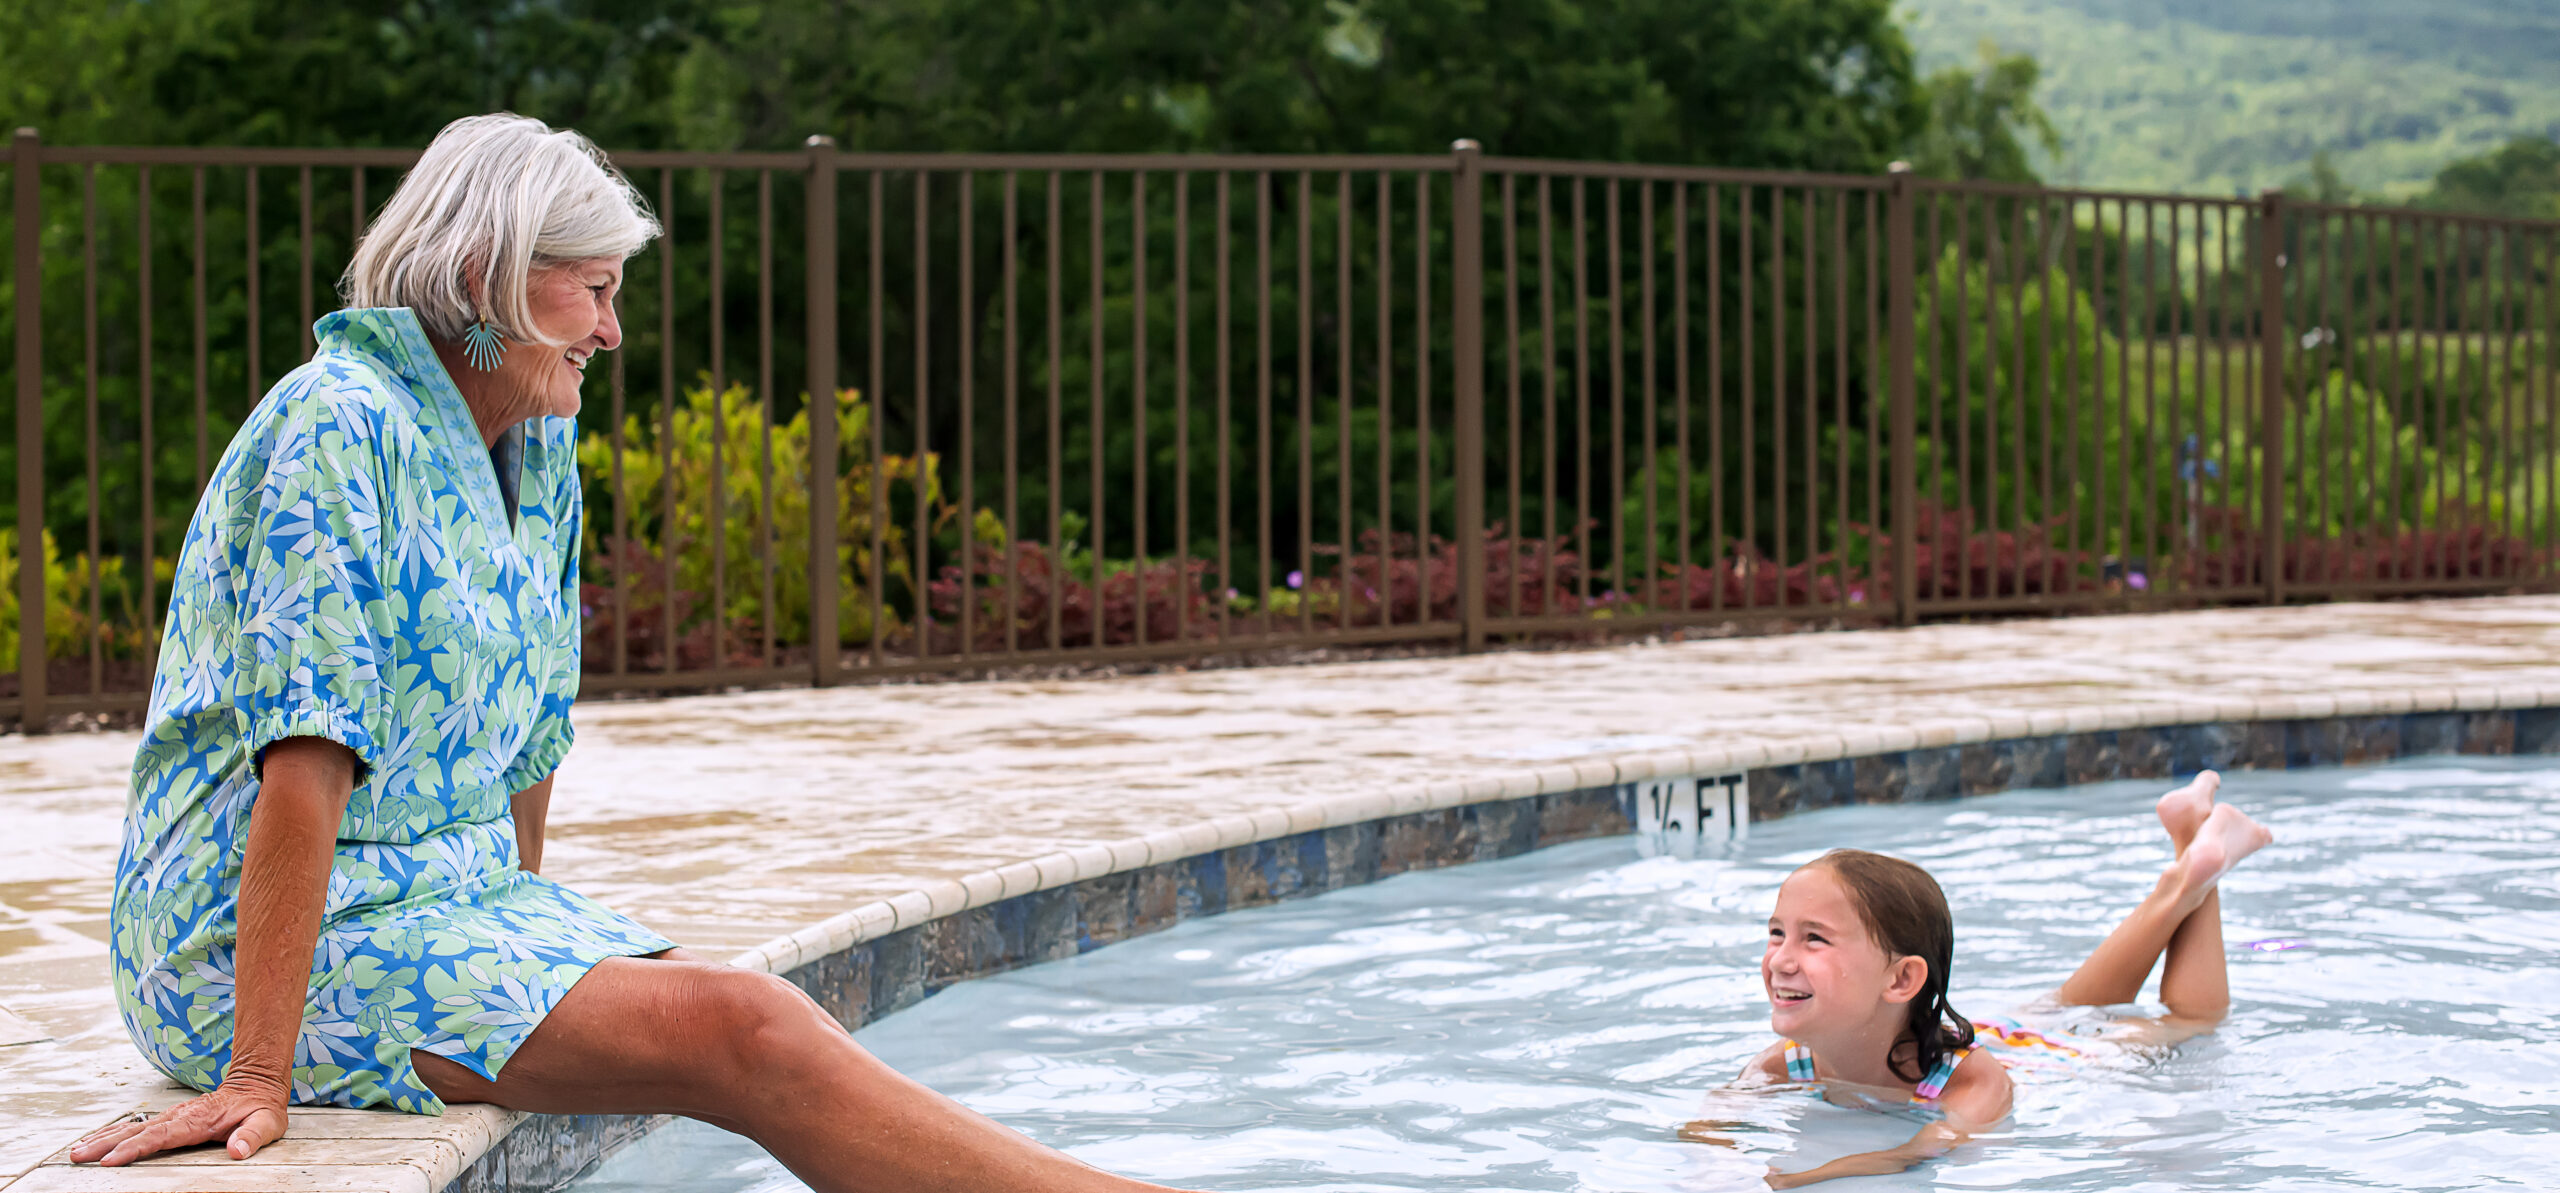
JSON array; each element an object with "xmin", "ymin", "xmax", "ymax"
[{"xmin": 112, "ymin": 307, "xmax": 673, "ymax": 1114}]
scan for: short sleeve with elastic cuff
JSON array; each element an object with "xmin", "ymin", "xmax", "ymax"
[{"xmin": 225, "ymin": 382, "xmax": 397, "ymax": 789}]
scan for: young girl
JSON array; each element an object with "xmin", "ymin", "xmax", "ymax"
[{"xmin": 1685, "ymin": 770, "xmax": 2275, "ymax": 1188}]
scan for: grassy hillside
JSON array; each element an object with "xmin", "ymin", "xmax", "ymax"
[{"xmin": 1901, "ymin": 0, "xmax": 2560, "ymax": 198}]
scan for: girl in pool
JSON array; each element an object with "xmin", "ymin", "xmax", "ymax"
[{"xmin": 1685, "ymin": 770, "xmax": 2274, "ymax": 1188}]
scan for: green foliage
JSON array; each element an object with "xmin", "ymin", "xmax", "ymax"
[
  {"xmin": 2420, "ymin": 136, "xmax": 2560, "ymax": 219},
  {"xmin": 1903, "ymin": 0, "xmax": 2560, "ymax": 196},
  {"xmin": 8, "ymin": 0, "xmax": 1926, "ymax": 171},
  {"xmin": 1909, "ymin": 41, "xmax": 2061, "ymax": 183},
  {"xmin": 0, "ymin": 530, "xmax": 147, "ymax": 672},
  {"xmin": 575, "ymin": 381, "xmax": 943, "ymax": 652}
]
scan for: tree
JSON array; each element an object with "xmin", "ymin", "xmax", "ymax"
[
  {"xmin": 2420, "ymin": 134, "xmax": 2560, "ymax": 218},
  {"xmin": 1905, "ymin": 40, "xmax": 2059, "ymax": 184}
]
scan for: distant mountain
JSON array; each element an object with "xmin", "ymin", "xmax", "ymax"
[{"xmin": 1901, "ymin": 0, "xmax": 2560, "ymax": 199}]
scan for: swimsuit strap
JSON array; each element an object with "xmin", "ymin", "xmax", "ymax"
[
  {"xmin": 1911, "ymin": 1046, "xmax": 1971, "ymax": 1102},
  {"xmin": 1779, "ymin": 1038, "xmax": 1818, "ymax": 1083}
]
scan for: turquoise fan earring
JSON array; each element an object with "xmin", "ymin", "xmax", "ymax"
[{"xmin": 461, "ymin": 319, "xmax": 507, "ymax": 371}]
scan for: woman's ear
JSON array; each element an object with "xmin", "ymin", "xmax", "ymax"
[{"xmin": 1882, "ymin": 954, "xmax": 1930, "ymax": 1005}]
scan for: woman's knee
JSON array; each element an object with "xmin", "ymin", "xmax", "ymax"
[{"xmin": 677, "ymin": 967, "xmax": 837, "ymax": 1087}]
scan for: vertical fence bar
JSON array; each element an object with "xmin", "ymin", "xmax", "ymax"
[
  {"xmin": 83, "ymin": 166, "xmax": 101, "ymax": 695},
  {"xmin": 298, "ymin": 166, "xmax": 314, "ymax": 358},
  {"xmin": 1047, "ymin": 171, "xmax": 1064, "ymax": 652},
  {"xmin": 1833, "ymin": 190, "xmax": 1851, "ymax": 612},
  {"xmin": 867, "ymin": 169, "xmax": 887, "ymax": 664},
  {"xmin": 1335, "ymin": 171, "xmax": 1352, "ymax": 630},
  {"xmin": 1887, "ymin": 167, "xmax": 1918, "ymax": 624},
  {"xmin": 1576, "ymin": 178, "xmax": 1595, "ymax": 608},
  {"xmin": 1504, "ymin": 171, "xmax": 1525, "ymax": 621},
  {"xmin": 2429, "ymin": 217, "xmax": 2450, "ymax": 583},
  {"xmin": 138, "ymin": 166, "xmax": 157, "ymax": 667},
  {"xmin": 708, "ymin": 170, "xmax": 726, "ymax": 666},
  {"xmin": 1740, "ymin": 184, "xmax": 1758, "ymax": 610},
  {"xmin": 1541, "ymin": 176, "xmax": 1561, "ymax": 617},
  {"xmin": 1375, "ymin": 173, "xmax": 1392, "ymax": 627},
  {"xmin": 1295, "ymin": 170, "xmax": 1313, "ymax": 638},
  {"xmin": 759, "ymin": 170, "xmax": 777, "ymax": 666},
  {"xmin": 1708, "ymin": 184, "xmax": 1725, "ymax": 615},
  {"xmin": 1812, "ymin": 193, "xmax": 1832, "ymax": 606},
  {"xmin": 1673, "ymin": 182, "xmax": 1691, "ymax": 616},
  {"xmin": 960, "ymin": 170, "xmax": 977, "ymax": 655},
  {"xmin": 1640, "ymin": 180, "xmax": 1658, "ymax": 604},
  {"xmin": 659, "ymin": 168, "xmax": 678, "ymax": 676},
  {"xmin": 1005, "ymin": 172, "xmax": 1023, "ymax": 653},
  {"xmin": 1606, "ymin": 179, "xmax": 1626, "ymax": 602},
  {"xmin": 2257, "ymin": 190, "xmax": 2288, "ymax": 603},
  {"xmin": 803, "ymin": 137, "xmax": 841, "ymax": 684},
  {"xmin": 1217, "ymin": 171, "xmax": 1233, "ymax": 640},
  {"xmin": 12, "ymin": 128, "xmax": 45, "ymax": 729},
  {"xmin": 191, "ymin": 167, "xmax": 207, "ymax": 497},
  {"xmin": 1255, "ymin": 170, "xmax": 1271, "ymax": 634},
  {"xmin": 1133, "ymin": 171, "xmax": 1150, "ymax": 645},
  {"xmin": 611, "ymin": 291, "xmax": 629, "ymax": 676},
  {"xmin": 1174, "ymin": 172, "xmax": 1189, "ymax": 644},
  {"xmin": 245, "ymin": 168, "xmax": 260, "ymax": 402},
  {"xmin": 918, "ymin": 171, "xmax": 934, "ymax": 659},
  {"xmin": 1451, "ymin": 143, "xmax": 1486, "ymax": 646},
  {"xmin": 1414, "ymin": 172, "xmax": 1433, "ymax": 616},
  {"xmin": 1771, "ymin": 187, "xmax": 1789, "ymax": 607},
  {"xmin": 1089, "ymin": 171, "xmax": 1105, "ymax": 645}
]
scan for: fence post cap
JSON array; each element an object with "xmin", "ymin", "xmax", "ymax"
[
  {"xmin": 803, "ymin": 134, "xmax": 837, "ymax": 149},
  {"xmin": 1451, "ymin": 138, "xmax": 1481, "ymax": 153},
  {"xmin": 1886, "ymin": 160, "xmax": 1912, "ymax": 174}
]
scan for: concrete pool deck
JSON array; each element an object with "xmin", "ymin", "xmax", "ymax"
[{"xmin": 3, "ymin": 594, "xmax": 2558, "ymax": 1191}]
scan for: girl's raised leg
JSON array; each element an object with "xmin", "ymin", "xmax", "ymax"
[{"xmin": 2053, "ymin": 773, "xmax": 2267, "ymax": 1016}]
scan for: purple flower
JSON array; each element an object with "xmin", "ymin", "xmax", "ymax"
[
  {"xmin": 1286, "ymin": 570, "xmax": 1304, "ymax": 589},
  {"xmin": 2127, "ymin": 572, "xmax": 2149, "ymax": 591}
]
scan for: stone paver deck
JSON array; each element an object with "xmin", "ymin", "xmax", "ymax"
[{"xmin": 3, "ymin": 595, "xmax": 2558, "ymax": 1191}]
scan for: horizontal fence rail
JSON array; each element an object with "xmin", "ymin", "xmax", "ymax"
[{"xmin": 4, "ymin": 130, "xmax": 2556, "ymax": 726}]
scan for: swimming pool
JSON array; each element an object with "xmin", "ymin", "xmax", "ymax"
[{"xmin": 570, "ymin": 758, "xmax": 2560, "ymax": 1191}]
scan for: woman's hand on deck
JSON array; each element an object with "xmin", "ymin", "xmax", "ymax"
[{"xmin": 67, "ymin": 1078, "xmax": 292, "ymax": 1166}]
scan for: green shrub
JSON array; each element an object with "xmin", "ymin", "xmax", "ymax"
[
  {"xmin": 576, "ymin": 381, "xmax": 946, "ymax": 655},
  {"xmin": 0, "ymin": 529, "xmax": 147, "ymax": 671}
]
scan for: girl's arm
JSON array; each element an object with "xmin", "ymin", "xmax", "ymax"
[
  {"xmin": 72, "ymin": 737, "xmax": 358, "ymax": 1166},
  {"xmin": 1679, "ymin": 1042, "xmax": 1794, "ymax": 1144},
  {"xmin": 1761, "ymin": 1051, "xmax": 2012, "ymax": 1189}
]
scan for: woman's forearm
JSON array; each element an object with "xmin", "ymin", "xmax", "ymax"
[
  {"xmin": 228, "ymin": 738, "xmax": 357, "ymax": 1091},
  {"xmin": 511, "ymin": 775, "xmax": 553, "ymax": 875}
]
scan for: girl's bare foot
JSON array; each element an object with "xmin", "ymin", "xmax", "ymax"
[
  {"xmin": 2156, "ymin": 771, "xmax": 2220, "ymax": 853},
  {"xmin": 2175, "ymin": 803, "xmax": 2272, "ymax": 906}
]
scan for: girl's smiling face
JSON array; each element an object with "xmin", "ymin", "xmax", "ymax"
[{"xmin": 1763, "ymin": 865, "xmax": 1920, "ymax": 1038}]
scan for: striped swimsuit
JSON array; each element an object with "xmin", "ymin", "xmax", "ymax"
[
  {"xmin": 1778, "ymin": 1039, "xmax": 1974, "ymax": 1103},
  {"xmin": 1780, "ymin": 1018, "xmax": 2083, "ymax": 1102}
]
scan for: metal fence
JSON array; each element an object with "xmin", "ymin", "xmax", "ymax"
[{"xmin": 5, "ymin": 129, "xmax": 2555, "ymax": 727}]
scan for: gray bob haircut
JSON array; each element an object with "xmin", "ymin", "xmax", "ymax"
[{"xmin": 341, "ymin": 113, "xmax": 657, "ymax": 345}]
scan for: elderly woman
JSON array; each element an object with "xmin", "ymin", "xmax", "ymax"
[{"xmin": 74, "ymin": 114, "xmax": 1180, "ymax": 1193}]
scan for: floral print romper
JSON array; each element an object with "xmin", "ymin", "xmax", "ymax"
[{"xmin": 113, "ymin": 307, "xmax": 672, "ymax": 1114}]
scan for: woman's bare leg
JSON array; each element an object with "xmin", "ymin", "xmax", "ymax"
[
  {"xmin": 2053, "ymin": 773, "xmax": 2267, "ymax": 1013},
  {"xmin": 411, "ymin": 950, "xmax": 1185, "ymax": 1193}
]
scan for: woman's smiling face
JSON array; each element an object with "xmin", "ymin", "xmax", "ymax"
[
  {"xmin": 1763, "ymin": 865, "xmax": 1898, "ymax": 1036},
  {"xmin": 507, "ymin": 257, "xmax": 624, "ymax": 420}
]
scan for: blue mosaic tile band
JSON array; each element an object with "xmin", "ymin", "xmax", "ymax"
[{"xmin": 444, "ymin": 704, "xmax": 2558, "ymax": 1192}]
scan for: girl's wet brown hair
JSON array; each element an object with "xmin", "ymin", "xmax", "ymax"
[{"xmin": 1803, "ymin": 849, "xmax": 1976, "ymax": 1084}]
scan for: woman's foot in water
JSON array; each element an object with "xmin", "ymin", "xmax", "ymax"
[
  {"xmin": 2156, "ymin": 770, "xmax": 2220, "ymax": 854},
  {"xmin": 2174, "ymin": 803, "xmax": 2273, "ymax": 909}
]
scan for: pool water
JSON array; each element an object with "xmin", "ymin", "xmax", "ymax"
[{"xmin": 571, "ymin": 759, "xmax": 2560, "ymax": 1192}]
